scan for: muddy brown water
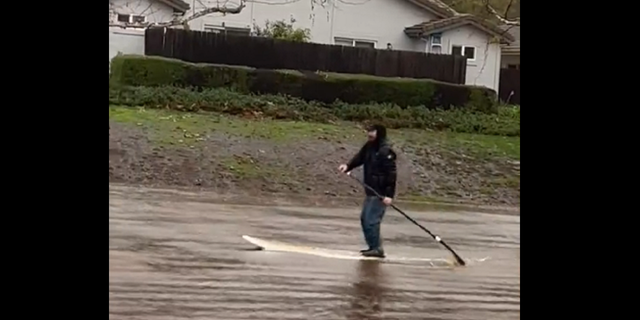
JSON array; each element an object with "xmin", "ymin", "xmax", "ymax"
[{"xmin": 109, "ymin": 185, "xmax": 520, "ymax": 320}]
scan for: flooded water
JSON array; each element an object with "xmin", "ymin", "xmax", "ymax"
[{"xmin": 109, "ymin": 185, "xmax": 520, "ymax": 320}]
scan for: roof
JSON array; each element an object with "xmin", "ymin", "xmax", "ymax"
[
  {"xmin": 404, "ymin": 0, "xmax": 459, "ymax": 18},
  {"xmin": 156, "ymin": 0, "xmax": 190, "ymax": 12},
  {"xmin": 500, "ymin": 25, "xmax": 520, "ymax": 50},
  {"xmin": 404, "ymin": 14, "xmax": 516, "ymax": 44}
]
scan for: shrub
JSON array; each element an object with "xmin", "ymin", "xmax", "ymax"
[
  {"xmin": 110, "ymin": 55, "xmax": 497, "ymax": 112},
  {"xmin": 109, "ymin": 84, "xmax": 519, "ymax": 136}
]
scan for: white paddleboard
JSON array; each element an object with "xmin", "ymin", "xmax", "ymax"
[
  {"xmin": 242, "ymin": 235, "xmax": 384, "ymax": 260},
  {"xmin": 241, "ymin": 235, "xmax": 466, "ymax": 266}
]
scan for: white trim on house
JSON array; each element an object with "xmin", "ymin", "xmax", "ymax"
[
  {"xmin": 334, "ymin": 37, "xmax": 377, "ymax": 49},
  {"xmin": 451, "ymin": 44, "xmax": 476, "ymax": 62}
]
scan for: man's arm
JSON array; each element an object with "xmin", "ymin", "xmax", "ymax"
[
  {"xmin": 379, "ymin": 147, "xmax": 398, "ymax": 198},
  {"xmin": 345, "ymin": 145, "xmax": 366, "ymax": 172}
]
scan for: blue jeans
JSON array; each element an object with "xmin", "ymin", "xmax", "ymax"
[{"xmin": 360, "ymin": 196, "xmax": 387, "ymax": 250}]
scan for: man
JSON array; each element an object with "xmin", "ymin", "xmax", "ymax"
[{"xmin": 338, "ymin": 124, "xmax": 397, "ymax": 258}]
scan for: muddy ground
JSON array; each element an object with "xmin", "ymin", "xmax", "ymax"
[{"xmin": 108, "ymin": 109, "xmax": 520, "ymax": 208}]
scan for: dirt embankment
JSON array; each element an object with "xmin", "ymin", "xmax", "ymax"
[{"xmin": 109, "ymin": 107, "xmax": 520, "ymax": 208}]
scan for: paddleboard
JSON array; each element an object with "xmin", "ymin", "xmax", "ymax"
[
  {"xmin": 241, "ymin": 235, "xmax": 467, "ymax": 266},
  {"xmin": 243, "ymin": 235, "xmax": 383, "ymax": 260}
]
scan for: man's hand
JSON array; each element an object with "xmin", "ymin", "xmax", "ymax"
[
  {"xmin": 382, "ymin": 197, "xmax": 393, "ymax": 206},
  {"xmin": 338, "ymin": 164, "xmax": 348, "ymax": 173}
]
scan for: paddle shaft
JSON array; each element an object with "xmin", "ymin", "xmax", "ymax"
[{"xmin": 347, "ymin": 173, "xmax": 466, "ymax": 266}]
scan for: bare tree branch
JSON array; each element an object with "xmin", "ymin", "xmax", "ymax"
[{"xmin": 482, "ymin": 0, "xmax": 520, "ymax": 26}]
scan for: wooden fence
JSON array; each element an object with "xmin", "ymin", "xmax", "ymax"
[
  {"xmin": 499, "ymin": 68, "xmax": 520, "ymax": 105},
  {"xmin": 144, "ymin": 28, "xmax": 467, "ymax": 84}
]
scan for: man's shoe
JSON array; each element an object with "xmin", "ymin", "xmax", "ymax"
[
  {"xmin": 361, "ymin": 248, "xmax": 385, "ymax": 258},
  {"xmin": 360, "ymin": 248, "xmax": 372, "ymax": 253}
]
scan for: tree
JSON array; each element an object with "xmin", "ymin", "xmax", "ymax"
[
  {"xmin": 481, "ymin": 0, "xmax": 520, "ymax": 26},
  {"xmin": 441, "ymin": 0, "xmax": 520, "ymax": 26},
  {"xmin": 253, "ymin": 17, "xmax": 311, "ymax": 42}
]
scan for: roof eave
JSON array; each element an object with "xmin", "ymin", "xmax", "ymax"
[
  {"xmin": 502, "ymin": 46, "xmax": 520, "ymax": 55},
  {"xmin": 404, "ymin": 21, "xmax": 516, "ymax": 43}
]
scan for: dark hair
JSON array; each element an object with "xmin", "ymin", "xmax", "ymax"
[{"xmin": 366, "ymin": 124, "xmax": 387, "ymax": 141}]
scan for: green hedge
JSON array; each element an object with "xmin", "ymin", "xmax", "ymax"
[
  {"xmin": 110, "ymin": 54, "xmax": 497, "ymax": 112},
  {"xmin": 109, "ymin": 84, "xmax": 520, "ymax": 136}
]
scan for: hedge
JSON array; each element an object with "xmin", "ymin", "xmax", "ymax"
[
  {"xmin": 110, "ymin": 54, "xmax": 497, "ymax": 112},
  {"xmin": 109, "ymin": 84, "xmax": 520, "ymax": 136}
]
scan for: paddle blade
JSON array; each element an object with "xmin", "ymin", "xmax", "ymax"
[{"xmin": 453, "ymin": 255, "xmax": 466, "ymax": 266}]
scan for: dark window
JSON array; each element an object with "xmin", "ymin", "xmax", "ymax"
[
  {"xmin": 131, "ymin": 15, "xmax": 145, "ymax": 23},
  {"xmin": 463, "ymin": 46, "xmax": 475, "ymax": 60},
  {"xmin": 452, "ymin": 45, "xmax": 476, "ymax": 60},
  {"xmin": 224, "ymin": 27, "xmax": 251, "ymax": 37},
  {"xmin": 117, "ymin": 14, "xmax": 130, "ymax": 22},
  {"xmin": 355, "ymin": 41, "xmax": 375, "ymax": 48},
  {"xmin": 431, "ymin": 33, "xmax": 442, "ymax": 45}
]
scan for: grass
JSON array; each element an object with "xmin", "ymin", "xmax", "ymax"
[
  {"xmin": 109, "ymin": 105, "xmax": 520, "ymax": 160},
  {"xmin": 220, "ymin": 155, "xmax": 290, "ymax": 180},
  {"xmin": 109, "ymin": 105, "xmax": 353, "ymax": 145}
]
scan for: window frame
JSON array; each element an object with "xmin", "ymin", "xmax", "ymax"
[
  {"xmin": 334, "ymin": 37, "xmax": 376, "ymax": 49},
  {"xmin": 451, "ymin": 45, "xmax": 477, "ymax": 62}
]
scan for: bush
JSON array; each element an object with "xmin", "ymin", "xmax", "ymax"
[
  {"xmin": 110, "ymin": 55, "xmax": 497, "ymax": 112},
  {"xmin": 109, "ymin": 84, "xmax": 519, "ymax": 136}
]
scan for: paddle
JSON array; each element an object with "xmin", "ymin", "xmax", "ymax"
[{"xmin": 346, "ymin": 172, "xmax": 466, "ymax": 266}]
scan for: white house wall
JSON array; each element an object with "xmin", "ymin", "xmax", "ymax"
[
  {"xmin": 109, "ymin": 28, "xmax": 145, "ymax": 64},
  {"xmin": 440, "ymin": 25, "xmax": 501, "ymax": 90},
  {"xmin": 109, "ymin": 0, "xmax": 174, "ymax": 66},
  {"xmin": 191, "ymin": 0, "xmax": 436, "ymax": 51}
]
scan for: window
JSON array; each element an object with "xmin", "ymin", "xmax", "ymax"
[
  {"xmin": 507, "ymin": 64, "xmax": 520, "ymax": 70},
  {"xmin": 116, "ymin": 14, "xmax": 145, "ymax": 24},
  {"xmin": 355, "ymin": 41, "xmax": 375, "ymax": 48},
  {"xmin": 334, "ymin": 37, "xmax": 376, "ymax": 49},
  {"xmin": 204, "ymin": 24, "xmax": 251, "ymax": 37},
  {"xmin": 429, "ymin": 33, "xmax": 442, "ymax": 54},
  {"xmin": 451, "ymin": 45, "xmax": 476, "ymax": 61},
  {"xmin": 131, "ymin": 15, "xmax": 145, "ymax": 23},
  {"xmin": 430, "ymin": 33, "xmax": 442, "ymax": 45}
]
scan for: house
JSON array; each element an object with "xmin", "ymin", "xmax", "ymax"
[
  {"xmin": 109, "ymin": 0, "xmax": 190, "ymax": 62},
  {"xmin": 108, "ymin": 0, "xmax": 514, "ymax": 91},
  {"xmin": 190, "ymin": 0, "xmax": 514, "ymax": 91},
  {"xmin": 500, "ymin": 25, "xmax": 520, "ymax": 70},
  {"xmin": 108, "ymin": 0, "xmax": 189, "ymax": 27}
]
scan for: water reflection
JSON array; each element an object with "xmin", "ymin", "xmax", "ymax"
[{"xmin": 345, "ymin": 260, "xmax": 388, "ymax": 320}]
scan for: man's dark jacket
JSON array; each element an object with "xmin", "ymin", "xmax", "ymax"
[{"xmin": 346, "ymin": 125, "xmax": 398, "ymax": 198}]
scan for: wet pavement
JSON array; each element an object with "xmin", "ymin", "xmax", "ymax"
[{"xmin": 109, "ymin": 185, "xmax": 520, "ymax": 320}]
